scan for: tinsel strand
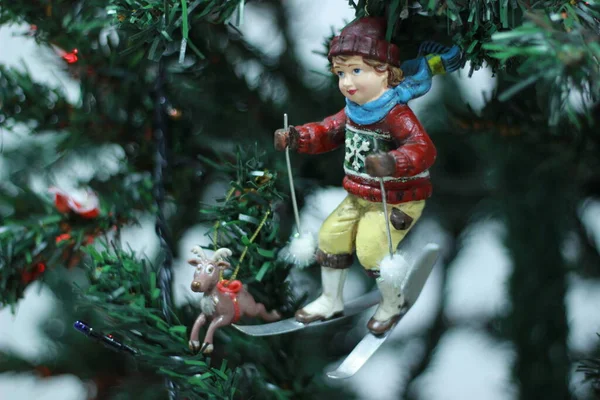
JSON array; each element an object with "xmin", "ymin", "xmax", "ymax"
[
  {"xmin": 152, "ymin": 59, "xmax": 177, "ymax": 400},
  {"xmin": 214, "ymin": 187, "xmax": 270, "ymax": 281},
  {"xmin": 213, "ymin": 187, "xmax": 236, "ymax": 250},
  {"xmin": 230, "ymin": 210, "xmax": 270, "ymax": 280}
]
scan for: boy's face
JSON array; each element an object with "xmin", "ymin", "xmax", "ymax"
[{"xmin": 332, "ymin": 55, "xmax": 389, "ymax": 105}]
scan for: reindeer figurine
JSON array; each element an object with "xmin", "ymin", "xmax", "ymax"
[{"xmin": 187, "ymin": 246, "xmax": 281, "ymax": 354}]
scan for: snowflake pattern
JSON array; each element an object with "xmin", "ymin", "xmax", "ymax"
[{"xmin": 345, "ymin": 134, "xmax": 371, "ymax": 170}]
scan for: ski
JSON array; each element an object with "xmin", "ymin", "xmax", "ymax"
[
  {"xmin": 232, "ymin": 289, "xmax": 381, "ymax": 336},
  {"xmin": 326, "ymin": 319, "xmax": 399, "ymax": 380},
  {"xmin": 326, "ymin": 243, "xmax": 440, "ymax": 379}
]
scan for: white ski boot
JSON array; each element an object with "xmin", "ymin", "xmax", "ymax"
[{"xmin": 295, "ymin": 267, "xmax": 348, "ymax": 323}]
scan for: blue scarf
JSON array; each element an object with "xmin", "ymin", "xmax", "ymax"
[
  {"xmin": 345, "ymin": 57, "xmax": 433, "ymax": 125},
  {"xmin": 345, "ymin": 43, "xmax": 461, "ymax": 125}
]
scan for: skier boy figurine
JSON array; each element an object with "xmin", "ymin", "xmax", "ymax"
[{"xmin": 274, "ymin": 17, "xmax": 460, "ymax": 335}]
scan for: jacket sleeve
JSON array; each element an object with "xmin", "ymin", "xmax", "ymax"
[
  {"xmin": 294, "ymin": 108, "xmax": 346, "ymax": 154},
  {"xmin": 387, "ymin": 106, "xmax": 437, "ymax": 177}
]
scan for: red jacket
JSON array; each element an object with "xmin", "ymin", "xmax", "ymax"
[{"xmin": 294, "ymin": 104, "xmax": 436, "ymax": 204}]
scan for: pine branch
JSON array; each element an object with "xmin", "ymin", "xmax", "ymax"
[
  {"xmin": 444, "ymin": 75, "xmax": 600, "ymax": 175},
  {"xmin": 0, "ymin": 174, "xmax": 152, "ymax": 309},
  {"xmin": 111, "ymin": 0, "xmax": 241, "ymax": 61},
  {"xmin": 484, "ymin": 6, "xmax": 600, "ymax": 128},
  {"xmin": 0, "ymin": 199, "xmax": 99, "ymax": 308},
  {"xmin": 0, "ymin": 65, "xmax": 73, "ymax": 133},
  {"xmin": 578, "ymin": 339, "xmax": 600, "ymax": 397}
]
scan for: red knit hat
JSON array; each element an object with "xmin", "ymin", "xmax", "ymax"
[{"xmin": 328, "ymin": 17, "xmax": 401, "ymax": 67}]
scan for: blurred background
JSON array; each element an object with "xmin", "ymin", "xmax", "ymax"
[{"xmin": 1, "ymin": 1, "xmax": 600, "ymax": 399}]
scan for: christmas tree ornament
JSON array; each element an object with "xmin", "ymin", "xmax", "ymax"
[
  {"xmin": 238, "ymin": 16, "xmax": 460, "ymax": 376},
  {"xmin": 49, "ymin": 187, "xmax": 100, "ymax": 218},
  {"xmin": 187, "ymin": 246, "xmax": 281, "ymax": 355},
  {"xmin": 272, "ymin": 15, "xmax": 457, "ymax": 329}
]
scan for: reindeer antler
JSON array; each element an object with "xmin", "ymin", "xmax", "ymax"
[
  {"xmin": 191, "ymin": 245, "xmax": 207, "ymax": 260},
  {"xmin": 212, "ymin": 248, "xmax": 232, "ymax": 262}
]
